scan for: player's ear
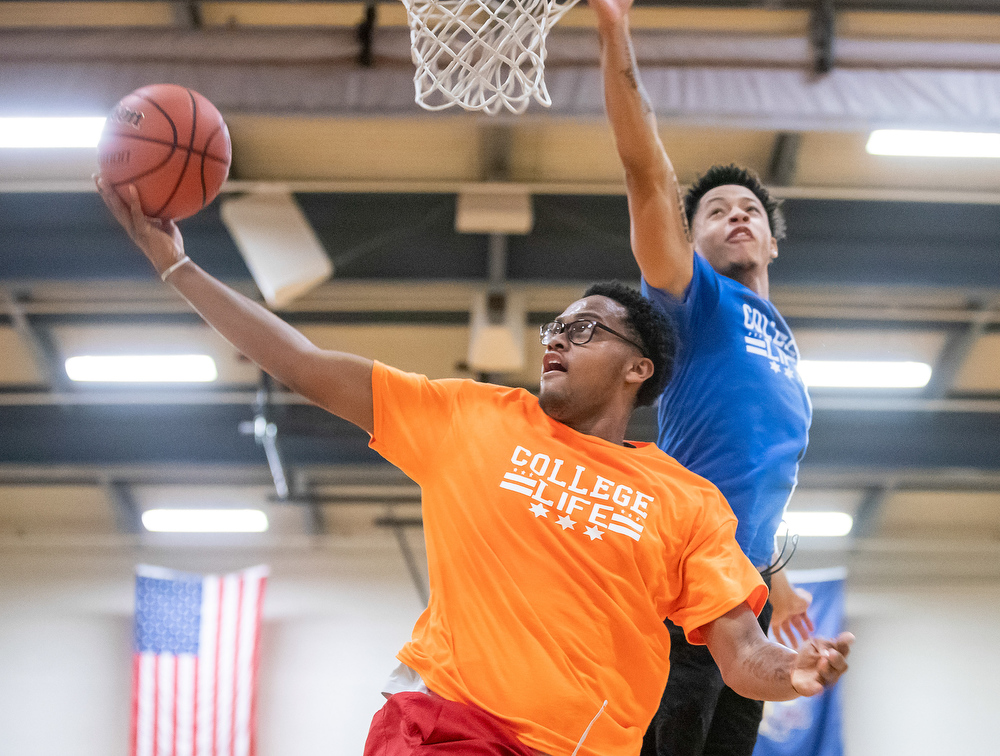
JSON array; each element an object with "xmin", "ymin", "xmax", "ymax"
[
  {"xmin": 626, "ymin": 356, "xmax": 655, "ymax": 387},
  {"xmin": 769, "ymin": 236, "xmax": 779, "ymax": 261}
]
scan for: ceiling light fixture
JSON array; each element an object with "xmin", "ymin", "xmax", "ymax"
[
  {"xmin": 141, "ymin": 509, "xmax": 269, "ymax": 533},
  {"xmin": 797, "ymin": 360, "xmax": 931, "ymax": 388},
  {"xmin": 866, "ymin": 129, "xmax": 1000, "ymax": 158},
  {"xmin": 65, "ymin": 355, "xmax": 218, "ymax": 383},
  {"xmin": 0, "ymin": 117, "xmax": 106, "ymax": 149},
  {"xmin": 783, "ymin": 511, "xmax": 854, "ymax": 537}
]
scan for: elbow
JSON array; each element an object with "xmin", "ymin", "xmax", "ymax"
[{"xmin": 716, "ymin": 663, "xmax": 745, "ymax": 698}]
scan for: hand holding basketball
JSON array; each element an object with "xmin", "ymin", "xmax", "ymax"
[
  {"xmin": 97, "ymin": 83, "xmax": 231, "ymax": 221},
  {"xmin": 95, "ymin": 177, "xmax": 186, "ymax": 279}
]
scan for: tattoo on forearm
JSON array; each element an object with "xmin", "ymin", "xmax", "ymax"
[
  {"xmin": 747, "ymin": 646, "xmax": 794, "ymax": 690},
  {"xmin": 622, "ymin": 67, "xmax": 639, "ymax": 92}
]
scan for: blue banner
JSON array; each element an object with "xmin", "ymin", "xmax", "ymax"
[{"xmin": 754, "ymin": 567, "xmax": 847, "ymax": 756}]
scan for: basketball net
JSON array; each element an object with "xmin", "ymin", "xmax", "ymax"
[{"xmin": 402, "ymin": 0, "xmax": 580, "ymax": 115}]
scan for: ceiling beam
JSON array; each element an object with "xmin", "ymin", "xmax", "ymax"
[
  {"xmin": 4, "ymin": 28, "xmax": 1000, "ymax": 128},
  {"xmin": 3, "ymin": 390, "xmax": 1000, "ymax": 412}
]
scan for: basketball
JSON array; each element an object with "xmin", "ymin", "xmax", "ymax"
[{"xmin": 97, "ymin": 84, "xmax": 231, "ymax": 221}]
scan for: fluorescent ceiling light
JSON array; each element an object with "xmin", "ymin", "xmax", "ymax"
[
  {"xmin": 866, "ymin": 129, "xmax": 1000, "ymax": 158},
  {"xmin": 65, "ymin": 355, "xmax": 218, "ymax": 383},
  {"xmin": 0, "ymin": 117, "xmax": 106, "ymax": 148},
  {"xmin": 142, "ymin": 509, "xmax": 269, "ymax": 533},
  {"xmin": 784, "ymin": 511, "xmax": 854, "ymax": 537},
  {"xmin": 798, "ymin": 360, "xmax": 931, "ymax": 388}
]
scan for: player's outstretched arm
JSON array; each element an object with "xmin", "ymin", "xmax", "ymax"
[
  {"xmin": 96, "ymin": 178, "xmax": 374, "ymax": 435},
  {"xmin": 591, "ymin": 0, "xmax": 693, "ymax": 297},
  {"xmin": 702, "ymin": 601, "xmax": 853, "ymax": 701}
]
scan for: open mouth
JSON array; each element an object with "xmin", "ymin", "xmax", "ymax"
[
  {"xmin": 542, "ymin": 354, "xmax": 567, "ymax": 373},
  {"xmin": 727, "ymin": 227, "xmax": 754, "ymax": 241}
]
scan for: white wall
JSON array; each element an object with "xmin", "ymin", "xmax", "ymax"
[
  {"xmin": 844, "ymin": 584, "xmax": 1000, "ymax": 756},
  {"xmin": 0, "ymin": 537, "xmax": 424, "ymax": 756},
  {"xmin": 3, "ymin": 538, "xmax": 1000, "ymax": 756}
]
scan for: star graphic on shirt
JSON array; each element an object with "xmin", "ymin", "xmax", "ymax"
[
  {"xmin": 769, "ymin": 361, "xmax": 782, "ymax": 373},
  {"xmin": 784, "ymin": 366, "xmax": 796, "ymax": 379},
  {"xmin": 529, "ymin": 502, "xmax": 549, "ymax": 518},
  {"xmin": 584, "ymin": 525, "xmax": 604, "ymax": 541},
  {"xmin": 556, "ymin": 515, "xmax": 576, "ymax": 530}
]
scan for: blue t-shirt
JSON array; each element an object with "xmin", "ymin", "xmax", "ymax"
[{"xmin": 642, "ymin": 253, "xmax": 812, "ymax": 567}]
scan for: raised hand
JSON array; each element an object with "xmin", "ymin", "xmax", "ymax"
[
  {"xmin": 789, "ymin": 632, "xmax": 854, "ymax": 697},
  {"xmin": 94, "ymin": 176, "xmax": 186, "ymax": 278},
  {"xmin": 587, "ymin": 0, "xmax": 633, "ymax": 30}
]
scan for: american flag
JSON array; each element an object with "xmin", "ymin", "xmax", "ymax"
[{"xmin": 130, "ymin": 564, "xmax": 269, "ymax": 756}]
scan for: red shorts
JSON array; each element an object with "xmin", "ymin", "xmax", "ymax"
[{"xmin": 364, "ymin": 692, "xmax": 539, "ymax": 756}]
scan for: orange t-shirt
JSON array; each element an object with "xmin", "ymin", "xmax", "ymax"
[{"xmin": 369, "ymin": 363, "xmax": 767, "ymax": 756}]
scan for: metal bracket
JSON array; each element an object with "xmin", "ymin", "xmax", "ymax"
[{"xmin": 240, "ymin": 372, "xmax": 290, "ymax": 500}]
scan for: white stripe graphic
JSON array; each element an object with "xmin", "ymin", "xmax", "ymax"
[
  {"xmin": 503, "ymin": 472, "xmax": 535, "ymax": 485},
  {"xmin": 499, "ymin": 480, "xmax": 534, "ymax": 495},
  {"xmin": 745, "ymin": 346, "xmax": 769, "ymax": 357},
  {"xmin": 610, "ymin": 513, "xmax": 644, "ymax": 533},
  {"xmin": 607, "ymin": 523, "xmax": 643, "ymax": 541}
]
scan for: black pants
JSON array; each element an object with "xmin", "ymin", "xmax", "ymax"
[{"xmin": 641, "ymin": 583, "xmax": 774, "ymax": 756}]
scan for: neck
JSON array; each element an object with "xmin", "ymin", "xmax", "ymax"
[
  {"xmin": 722, "ymin": 263, "xmax": 770, "ymax": 299},
  {"xmin": 541, "ymin": 398, "xmax": 635, "ymax": 446},
  {"xmin": 564, "ymin": 414, "xmax": 631, "ymax": 446}
]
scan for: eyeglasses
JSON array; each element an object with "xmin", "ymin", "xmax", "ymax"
[{"xmin": 540, "ymin": 319, "xmax": 648, "ymax": 357}]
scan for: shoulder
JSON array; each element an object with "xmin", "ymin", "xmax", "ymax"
[
  {"xmin": 645, "ymin": 252, "xmax": 723, "ymax": 312},
  {"xmin": 374, "ymin": 362, "xmax": 525, "ymax": 406},
  {"xmin": 634, "ymin": 443, "xmax": 728, "ymax": 498}
]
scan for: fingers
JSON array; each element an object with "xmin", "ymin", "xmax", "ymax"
[
  {"xmin": 790, "ymin": 634, "xmax": 853, "ymax": 696},
  {"xmin": 814, "ymin": 637, "xmax": 851, "ymax": 683},
  {"xmin": 94, "ymin": 175, "xmax": 132, "ymax": 228},
  {"xmin": 835, "ymin": 632, "xmax": 855, "ymax": 656},
  {"xmin": 128, "ymin": 185, "xmax": 149, "ymax": 230},
  {"xmin": 773, "ymin": 615, "xmax": 812, "ymax": 649},
  {"xmin": 791, "ymin": 614, "xmax": 812, "ymax": 642},
  {"xmin": 776, "ymin": 622, "xmax": 800, "ymax": 650},
  {"xmin": 790, "ymin": 675, "xmax": 823, "ymax": 698}
]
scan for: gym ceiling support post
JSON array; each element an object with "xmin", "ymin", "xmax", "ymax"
[
  {"xmin": 810, "ymin": 0, "xmax": 836, "ymax": 77},
  {"xmin": 2, "ymin": 288, "xmax": 67, "ymax": 392},
  {"xmin": 358, "ymin": 0, "xmax": 378, "ymax": 67},
  {"xmin": 104, "ymin": 478, "xmax": 143, "ymax": 534},
  {"xmin": 924, "ymin": 303, "xmax": 996, "ymax": 400},
  {"xmin": 767, "ymin": 133, "xmax": 802, "ymax": 188}
]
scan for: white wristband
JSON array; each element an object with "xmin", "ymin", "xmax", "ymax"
[{"xmin": 160, "ymin": 256, "xmax": 191, "ymax": 282}]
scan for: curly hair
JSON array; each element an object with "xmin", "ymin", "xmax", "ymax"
[
  {"xmin": 684, "ymin": 164, "xmax": 786, "ymax": 241},
  {"xmin": 583, "ymin": 281, "xmax": 676, "ymax": 407}
]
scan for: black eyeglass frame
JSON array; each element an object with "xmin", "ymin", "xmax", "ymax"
[{"xmin": 539, "ymin": 319, "xmax": 649, "ymax": 358}]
